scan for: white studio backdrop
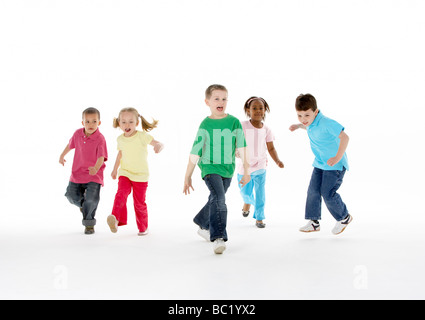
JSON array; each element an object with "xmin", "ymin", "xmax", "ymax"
[{"xmin": 0, "ymin": 0, "xmax": 424, "ymax": 299}]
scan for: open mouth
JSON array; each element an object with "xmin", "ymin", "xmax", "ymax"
[
  {"xmin": 125, "ymin": 128, "xmax": 132, "ymax": 133},
  {"xmin": 217, "ymin": 107, "xmax": 224, "ymax": 112}
]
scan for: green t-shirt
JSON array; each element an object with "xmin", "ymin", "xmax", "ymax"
[{"xmin": 190, "ymin": 114, "xmax": 246, "ymax": 178}]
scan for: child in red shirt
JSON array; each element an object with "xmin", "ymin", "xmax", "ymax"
[{"xmin": 59, "ymin": 108, "xmax": 108, "ymax": 234}]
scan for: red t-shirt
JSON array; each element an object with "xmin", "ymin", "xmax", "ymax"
[{"xmin": 68, "ymin": 128, "xmax": 108, "ymax": 186}]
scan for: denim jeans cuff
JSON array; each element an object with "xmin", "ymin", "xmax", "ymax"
[{"xmin": 82, "ymin": 219, "xmax": 96, "ymax": 227}]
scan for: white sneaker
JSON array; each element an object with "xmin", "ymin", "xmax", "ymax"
[
  {"xmin": 299, "ymin": 220, "xmax": 320, "ymax": 233},
  {"xmin": 197, "ymin": 228, "xmax": 210, "ymax": 242},
  {"xmin": 107, "ymin": 215, "xmax": 118, "ymax": 233},
  {"xmin": 138, "ymin": 228, "xmax": 149, "ymax": 236},
  {"xmin": 332, "ymin": 215, "xmax": 353, "ymax": 235},
  {"xmin": 213, "ymin": 238, "xmax": 226, "ymax": 254}
]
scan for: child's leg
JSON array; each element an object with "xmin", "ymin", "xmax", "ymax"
[
  {"xmin": 132, "ymin": 181, "xmax": 149, "ymax": 233},
  {"xmin": 65, "ymin": 182, "xmax": 84, "ymax": 209},
  {"xmin": 111, "ymin": 176, "xmax": 132, "ymax": 226},
  {"xmin": 81, "ymin": 182, "xmax": 101, "ymax": 227},
  {"xmin": 193, "ymin": 198, "xmax": 211, "ymax": 231},
  {"xmin": 237, "ymin": 174, "xmax": 255, "ymax": 209},
  {"xmin": 305, "ymin": 168, "xmax": 323, "ymax": 221},
  {"xmin": 203, "ymin": 174, "xmax": 231, "ymax": 242},
  {"xmin": 321, "ymin": 169, "xmax": 349, "ymax": 221},
  {"xmin": 252, "ymin": 172, "xmax": 266, "ymax": 221}
]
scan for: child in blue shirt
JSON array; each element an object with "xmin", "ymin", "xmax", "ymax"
[{"xmin": 289, "ymin": 94, "xmax": 352, "ymax": 235}]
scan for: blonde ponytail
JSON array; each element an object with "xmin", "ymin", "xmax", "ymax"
[
  {"xmin": 113, "ymin": 107, "xmax": 158, "ymax": 132},
  {"xmin": 140, "ymin": 115, "xmax": 158, "ymax": 132}
]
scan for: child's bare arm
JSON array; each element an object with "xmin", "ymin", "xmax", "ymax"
[
  {"xmin": 183, "ymin": 154, "xmax": 199, "ymax": 195},
  {"xmin": 59, "ymin": 144, "xmax": 71, "ymax": 166},
  {"xmin": 289, "ymin": 124, "xmax": 306, "ymax": 131},
  {"xmin": 266, "ymin": 141, "xmax": 284, "ymax": 168},
  {"xmin": 327, "ymin": 130, "xmax": 349, "ymax": 167},
  {"xmin": 237, "ymin": 147, "xmax": 251, "ymax": 187},
  {"xmin": 111, "ymin": 151, "xmax": 122, "ymax": 180},
  {"xmin": 89, "ymin": 157, "xmax": 105, "ymax": 176}
]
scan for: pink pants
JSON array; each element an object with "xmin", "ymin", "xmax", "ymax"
[{"xmin": 112, "ymin": 176, "xmax": 148, "ymax": 232}]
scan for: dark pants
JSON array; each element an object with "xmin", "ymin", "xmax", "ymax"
[
  {"xmin": 65, "ymin": 181, "xmax": 101, "ymax": 226},
  {"xmin": 306, "ymin": 167, "xmax": 349, "ymax": 222},
  {"xmin": 193, "ymin": 174, "xmax": 232, "ymax": 242}
]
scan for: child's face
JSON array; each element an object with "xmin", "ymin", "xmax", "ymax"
[
  {"xmin": 82, "ymin": 113, "xmax": 101, "ymax": 136},
  {"xmin": 205, "ymin": 90, "xmax": 228, "ymax": 119},
  {"xmin": 119, "ymin": 111, "xmax": 139, "ymax": 137},
  {"xmin": 247, "ymin": 100, "xmax": 265, "ymax": 122},
  {"xmin": 297, "ymin": 108, "xmax": 319, "ymax": 127}
]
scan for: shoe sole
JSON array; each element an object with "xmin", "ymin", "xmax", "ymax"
[
  {"xmin": 299, "ymin": 227, "xmax": 320, "ymax": 233},
  {"xmin": 214, "ymin": 245, "xmax": 226, "ymax": 254},
  {"xmin": 333, "ymin": 216, "xmax": 353, "ymax": 235},
  {"xmin": 107, "ymin": 215, "xmax": 118, "ymax": 233}
]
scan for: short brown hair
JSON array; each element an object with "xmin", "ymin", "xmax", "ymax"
[
  {"xmin": 82, "ymin": 107, "xmax": 100, "ymax": 119},
  {"xmin": 205, "ymin": 84, "xmax": 228, "ymax": 99},
  {"xmin": 295, "ymin": 94, "xmax": 317, "ymax": 112}
]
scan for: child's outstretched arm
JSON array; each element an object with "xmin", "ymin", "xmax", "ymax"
[
  {"xmin": 150, "ymin": 139, "xmax": 164, "ymax": 153},
  {"xmin": 327, "ymin": 130, "xmax": 349, "ymax": 167},
  {"xmin": 89, "ymin": 157, "xmax": 105, "ymax": 176},
  {"xmin": 183, "ymin": 154, "xmax": 199, "ymax": 195},
  {"xmin": 289, "ymin": 124, "xmax": 306, "ymax": 131},
  {"xmin": 237, "ymin": 147, "xmax": 251, "ymax": 187},
  {"xmin": 111, "ymin": 151, "xmax": 122, "ymax": 180},
  {"xmin": 266, "ymin": 142, "xmax": 284, "ymax": 168},
  {"xmin": 59, "ymin": 144, "xmax": 71, "ymax": 166}
]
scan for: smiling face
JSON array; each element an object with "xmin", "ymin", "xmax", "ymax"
[
  {"xmin": 82, "ymin": 113, "xmax": 101, "ymax": 137},
  {"xmin": 119, "ymin": 111, "xmax": 139, "ymax": 137},
  {"xmin": 297, "ymin": 108, "xmax": 319, "ymax": 127},
  {"xmin": 205, "ymin": 90, "xmax": 228, "ymax": 119},
  {"xmin": 247, "ymin": 99, "xmax": 266, "ymax": 122}
]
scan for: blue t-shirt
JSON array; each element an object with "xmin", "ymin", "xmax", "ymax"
[{"xmin": 307, "ymin": 111, "xmax": 349, "ymax": 171}]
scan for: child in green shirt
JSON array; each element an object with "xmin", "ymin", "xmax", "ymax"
[{"xmin": 183, "ymin": 84, "xmax": 250, "ymax": 254}]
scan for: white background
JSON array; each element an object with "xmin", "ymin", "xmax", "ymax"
[{"xmin": 0, "ymin": 0, "xmax": 424, "ymax": 299}]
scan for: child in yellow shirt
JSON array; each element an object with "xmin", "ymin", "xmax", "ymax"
[{"xmin": 107, "ymin": 108, "xmax": 164, "ymax": 236}]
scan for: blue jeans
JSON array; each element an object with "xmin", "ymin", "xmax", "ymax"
[
  {"xmin": 306, "ymin": 167, "xmax": 349, "ymax": 222},
  {"xmin": 65, "ymin": 181, "xmax": 101, "ymax": 226},
  {"xmin": 193, "ymin": 174, "xmax": 232, "ymax": 242},
  {"xmin": 237, "ymin": 170, "xmax": 266, "ymax": 221}
]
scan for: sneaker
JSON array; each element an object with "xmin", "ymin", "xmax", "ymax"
[
  {"xmin": 138, "ymin": 229, "xmax": 149, "ymax": 236},
  {"xmin": 256, "ymin": 221, "xmax": 266, "ymax": 228},
  {"xmin": 84, "ymin": 226, "xmax": 95, "ymax": 235},
  {"xmin": 213, "ymin": 238, "xmax": 226, "ymax": 254},
  {"xmin": 299, "ymin": 220, "xmax": 320, "ymax": 233},
  {"xmin": 332, "ymin": 215, "xmax": 353, "ymax": 235},
  {"xmin": 107, "ymin": 215, "xmax": 118, "ymax": 233},
  {"xmin": 197, "ymin": 228, "xmax": 210, "ymax": 242}
]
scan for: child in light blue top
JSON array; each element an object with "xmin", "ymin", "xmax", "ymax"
[
  {"xmin": 290, "ymin": 94, "xmax": 352, "ymax": 235},
  {"xmin": 306, "ymin": 109, "xmax": 349, "ymax": 171}
]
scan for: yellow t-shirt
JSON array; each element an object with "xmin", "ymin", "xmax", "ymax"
[{"xmin": 117, "ymin": 131, "xmax": 153, "ymax": 182}]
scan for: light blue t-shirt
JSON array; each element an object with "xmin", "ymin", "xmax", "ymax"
[{"xmin": 307, "ymin": 111, "xmax": 349, "ymax": 171}]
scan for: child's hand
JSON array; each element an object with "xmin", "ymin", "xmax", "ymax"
[
  {"xmin": 327, "ymin": 156, "xmax": 341, "ymax": 167},
  {"xmin": 183, "ymin": 177, "xmax": 194, "ymax": 195},
  {"xmin": 289, "ymin": 124, "xmax": 300, "ymax": 132},
  {"xmin": 89, "ymin": 167, "xmax": 98, "ymax": 176},
  {"xmin": 276, "ymin": 160, "xmax": 284, "ymax": 168},
  {"xmin": 235, "ymin": 149, "xmax": 240, "ymax": 158},
  {"xmin": 59, "ymin": 156, "xmax": 66, "ymax": 166},
  {"xmin": 151, "ymin": 140, "xmax": 164, "ymax": 153},
  {"xmin": 111, "ymin": 170, "xmax": 118, "ymax": 180},
  {"xmin": 239, "ymin": 174, "xmax": 251, "ymax": 188}
]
